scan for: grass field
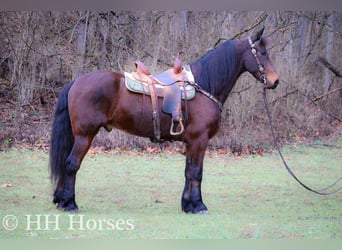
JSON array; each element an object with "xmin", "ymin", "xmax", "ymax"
[{"xmin": 0, "ymin": 141, "xmax": 341, "ymax": 239}]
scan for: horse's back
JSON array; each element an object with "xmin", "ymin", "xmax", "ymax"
[{"xmin": 70, "ymin": 70, "xmax": 122, "ymax": 94}]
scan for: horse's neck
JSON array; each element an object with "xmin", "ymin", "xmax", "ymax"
[
  {"xmin": 216, "ymin": 67, "xmax": 244, "ymax": 104},
  {"xmin": 191, "ymin": 44, "xmax": 245, "ymax": 104}
]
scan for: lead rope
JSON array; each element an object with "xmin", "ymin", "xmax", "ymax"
[{"xmin": 262, "ymin": 86, "xmax": 342, "ymax": 195}]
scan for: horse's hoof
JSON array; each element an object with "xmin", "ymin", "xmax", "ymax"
[
  {"xmin": 56, "ymin": 203, "xmax": 64, "ymax": 210},
  {"xmin": 196, "ymin": 210, "xmax": 209, "ymax": 215},
  {"xmin": 64, "ymin": 207, "xmax": 79, "ymax": 213},
  {"xmin": 56, "ymin": 201, "xmax": 79, "ymax": 213}
]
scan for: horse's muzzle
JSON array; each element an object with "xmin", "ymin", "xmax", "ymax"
[{"xmin": 266, "ymin": 79, "xmax": 279, "ymax": 89}]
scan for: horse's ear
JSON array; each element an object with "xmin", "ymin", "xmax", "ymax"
[{"xmin": 253, "ymin": 27, "xmax": 265, "ymax": 42}]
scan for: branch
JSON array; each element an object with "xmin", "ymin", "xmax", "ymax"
[
  {"xmin": 212, "ymin": 11, "xmax": 268, "ymax": 49},
  {"xmin": 299, "ymin": 13, "xmax": 342, "ymax": 36},
  {"xmin": 313, "ymin": 86, "xmax": 342, "ymax": 102},
  {"xmin": 231, "ymin": 85, "xmax": 252, "ymax": 95},
  {"xmin": 317, "ymin": 57, "xmax": 342, "ymax": 78},
  {"xmin": 272, "ymin": 79, "xmax": 342, "ymax": 122},
  {"xmin": 270, "ymin": 89, "xmax": 299, "ymax": 105},
  {"xmin": 305, "ymin": 91, "xmax": 342, "ymax": 122},
  {"xmin": 230, "ymin": 12, "xmax": 268, "ymax": 40}
]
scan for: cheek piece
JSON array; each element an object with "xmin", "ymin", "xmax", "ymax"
[{"xmin": 248, "ymin": 37, "xmax": 268, "ymax": 88}]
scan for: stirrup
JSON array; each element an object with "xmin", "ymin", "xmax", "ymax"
[{"xmin": 170, "ymin": 118, "xmax": 184, "ymax": 136}]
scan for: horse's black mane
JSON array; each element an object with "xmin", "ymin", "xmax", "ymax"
[{"xmin": 191, "ymin": 39, "xmax": 238, "ymax": 98}]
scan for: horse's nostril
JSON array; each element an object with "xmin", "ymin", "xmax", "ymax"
[
  {"xmin": 267, "ymin": 79, "xmax": 279, "ymax": 89},
  {"xmin": 274, "ymin": 79, "xmax": 279, "ymax": 87}
]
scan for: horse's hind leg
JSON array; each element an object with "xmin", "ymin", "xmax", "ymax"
[{"xmin": 57, "ymin": 135, "xmax": 94, "ymax": 212}]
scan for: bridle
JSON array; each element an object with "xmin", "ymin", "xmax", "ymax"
[
  {"xmin": 248, "ymin": 36, "xmax": 342, "ymax": 195},
  {"xmin": 248, "ymin": 36, "xmax": 268, "ymax": 89}
]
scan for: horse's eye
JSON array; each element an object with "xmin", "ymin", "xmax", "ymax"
[{"xmin": 259, "ymin": 48, "xmax": 267, "ymax": 56}]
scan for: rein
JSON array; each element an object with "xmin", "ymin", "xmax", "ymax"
[
  {"xmin": 262, "ymin": 87, "xmax": 342, "ymax": 195},
  {"xmin": 248, "ymin": 36, "xmax": 342, "ymax": 195}
]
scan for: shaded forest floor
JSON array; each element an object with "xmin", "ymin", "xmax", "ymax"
[
  {"xmin": 1, "ymin": 78, "xmax": 341, "ymax": 154},
  {"xmin": 0, "ymin": 78, "xmax": 56, "ymax": 151}
]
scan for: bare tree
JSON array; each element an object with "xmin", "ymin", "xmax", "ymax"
[{"xmin": 0, "ymin": 11, "xmax": 341, "ymax": 150}]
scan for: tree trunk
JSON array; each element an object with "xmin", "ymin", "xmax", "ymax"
[
  {"xmin": 323, "ymin": 14, "xmax": 334, "ymax": 93},
  {"xmin": 72, "ymin": 11, "xmax": 89, "ymax": 79}
]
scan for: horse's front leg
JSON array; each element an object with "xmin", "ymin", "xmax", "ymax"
[{"xmin": 181, "ymin": 138, "xmax": 208, "ymax": 214}]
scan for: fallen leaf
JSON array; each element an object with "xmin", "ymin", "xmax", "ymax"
[{"xmin": 1, "ymin": 182, "xmax": 12, "ymax": 188}]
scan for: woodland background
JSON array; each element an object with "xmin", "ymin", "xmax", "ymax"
[{"xmin": 0, "ymin": 11, "xmax": 341, "ymax": 153}]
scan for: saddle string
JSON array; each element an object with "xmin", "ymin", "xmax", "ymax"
[{"xmin": 262, "ymin": 86, "xmax": 342, "ymax": 195}]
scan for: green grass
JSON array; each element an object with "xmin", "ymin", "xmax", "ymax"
[{"xmin": 0, "ymin": 142, "xmax": 341, "ymax": 239}]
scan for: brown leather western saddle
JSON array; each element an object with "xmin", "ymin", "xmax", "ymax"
[{"xmin": 131, "ymin": 52, "xmax": 188, "ymax": 141}]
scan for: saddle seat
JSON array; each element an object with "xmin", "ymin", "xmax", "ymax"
[
  {"xmin": 125, "ymin": 72, "xmax": 195, "ymax": 100},
  {"xmin": 129, "ymin": 52, "xmax": 191, "ymax": 139}
]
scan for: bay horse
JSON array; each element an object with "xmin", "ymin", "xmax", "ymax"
[{"xmin": 49, "ymin": 28, "xmax": 279, "ymax": 213}]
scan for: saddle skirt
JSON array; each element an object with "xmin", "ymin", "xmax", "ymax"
[{"xmin": 124, "ymin": 72, "xmax": 195, "ymax": 100}]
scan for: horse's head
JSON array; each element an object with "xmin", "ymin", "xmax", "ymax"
[{"xmin": 242, "ymin": 27, "xmax": 279, "ymax": 89}]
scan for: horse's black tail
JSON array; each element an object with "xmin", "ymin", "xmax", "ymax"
[{"xmin": 49, "ymin": 81, "xmax": 75, "ymax": 186}]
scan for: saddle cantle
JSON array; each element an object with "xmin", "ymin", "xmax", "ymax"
[
  {"xmin": 135, "ymin": 52, "xmax": 185, "ymax": 86},
  {"xmin": 125, "ymin": 52, "xmax": 195, "ymax": 141}
]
